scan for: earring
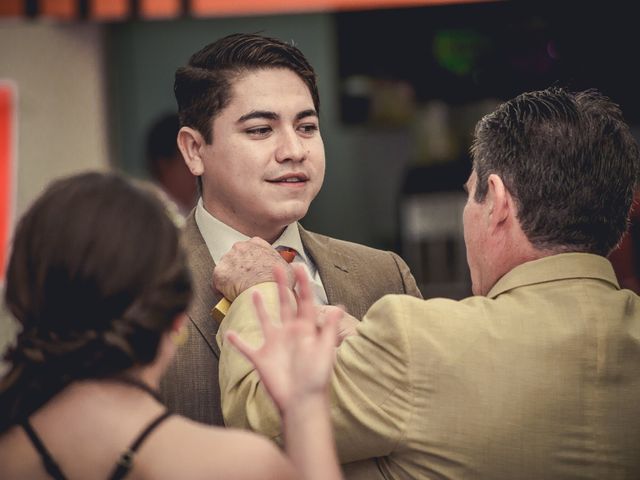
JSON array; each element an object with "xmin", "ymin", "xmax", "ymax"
[{"xmin": 172, "ymin": 326, "xmax": 188, "ymax": 347}]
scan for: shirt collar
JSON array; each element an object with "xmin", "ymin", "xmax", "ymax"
[
  {"xmin": 487, "ymin": 252, "xmax": 620, "ymax": 299},
  {"xmin": 194, "ymin": 198, "xmax": 308, "ymax": 265}
]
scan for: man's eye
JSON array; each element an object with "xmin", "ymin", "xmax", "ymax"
[
  {"xmin": 246, "ymin": 126, "xmax": 272, "ymax": 136},
  {"xmin": 298, "ymin": 124, "xmax": 319, "ymax": 135}
]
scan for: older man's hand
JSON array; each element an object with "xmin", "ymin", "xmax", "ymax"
[{"xmin": 213, "ymin": 237, "xmax": 295, "ymax": 301}]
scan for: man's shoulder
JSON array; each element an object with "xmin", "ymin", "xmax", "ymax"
[
  {"xmin": 373, "ymin": 292, "xmax": 487, "ymax": 323},
  {"xmin": 299, "ymin": 226, "xmax": 421, "ymax": 303},
  {"xmin": 300, "ymin": 228, "xmax": 398, "ymax": 261}
]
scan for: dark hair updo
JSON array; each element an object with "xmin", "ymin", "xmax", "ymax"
[{"xmin": 0, "ymin": 172, "xmax": 192, "ymax": 431}]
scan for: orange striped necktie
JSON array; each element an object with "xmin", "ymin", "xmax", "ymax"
[{"xmin": 276, "ymin": 246, "xmax": 297, "ymax": 263}]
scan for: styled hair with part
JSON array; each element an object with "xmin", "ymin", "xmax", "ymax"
[
  {"xmin": 471, "ymin": 87, "xmax": 640, "ymax": 255},
  {"xmin": 174, "ymin": 32, "xmax": 320, "ymax": 144}
]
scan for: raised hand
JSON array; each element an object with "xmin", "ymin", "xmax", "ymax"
[{"xmin": 225, "ymin": 264, "xmax": 342, "ymax": 414}]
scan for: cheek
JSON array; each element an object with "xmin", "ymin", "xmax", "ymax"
[
  {"xmin": 462, "ymin": 206, "xmax": 472, "ymax": 243},
  {"xmin": 310, "ymin": 142, "xmax": 326, "ymax": 186},
  {"xmin": 308, "ymin": 134, "xmax": 324, "ymax": 156},
  {"xmin": 316, "ymin": 160, "xmax": 326, "ymax": 187}
]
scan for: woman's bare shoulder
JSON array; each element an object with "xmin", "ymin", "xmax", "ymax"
[{"xmin": 139, "ymin": 415, "xmax": 297, "ymax": 480}]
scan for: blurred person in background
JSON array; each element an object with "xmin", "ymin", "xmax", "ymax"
[
  {"xmin": 146, "ymin": 112, "xmax": 197, "ymax": 218},
  {"xmin": 609, "ymin": 190, "xmax": 640, "ymax": 292},
  {"xmin": 0, "ymin": 172, "xmax": 342, "ymax": 480}
]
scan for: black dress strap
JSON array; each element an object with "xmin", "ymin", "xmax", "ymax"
[
  {"xmin": 108, "ymin": 409, "xmax": 172, "ymax": 480},
  {"xmin": 21, "ymin": 419, "xmax": 67, "ymax": 480},
  {"xmin": 20, "ymin": 378, "xmax": 169, "ymax": 480}
]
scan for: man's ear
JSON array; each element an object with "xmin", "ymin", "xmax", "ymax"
[
  {"xmin": 177, "ymin": 126, "xmax": 206, "ymax": 176},
  {"xmin": 486, "ymin": 173, "xmax": 509, "ymax": 230}
]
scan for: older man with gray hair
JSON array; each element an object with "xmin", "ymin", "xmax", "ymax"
[{"xmin": 215, "ymin": 87, "xmax": 640, "ymax": 479}]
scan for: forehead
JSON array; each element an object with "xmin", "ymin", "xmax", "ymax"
[{"xmin": 226, "ymin": 68, "xmax": 314, "ymax": 112}]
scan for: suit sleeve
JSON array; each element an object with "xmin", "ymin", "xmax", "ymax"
[
  {"xmin": 217, "ymin": 284, "xmax": 414, "ymax": 463},
  {"xmin": 389, "ymin": 251, "xmax": 423, "ymax": 299}
]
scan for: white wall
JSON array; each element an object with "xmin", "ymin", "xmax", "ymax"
[{"xmin": 0, "ymin": 21, "xmax": 110, "ymax": 359}]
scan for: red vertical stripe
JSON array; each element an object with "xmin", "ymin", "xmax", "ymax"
[{"xmin": 0, "ymin": 83, "xmax": 15, "ymax": 284}]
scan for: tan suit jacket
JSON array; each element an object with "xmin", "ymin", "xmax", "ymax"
[
  {"xmin": 160, "ymin": 212, "xmax": 422, "ymax": 425},
  {"xmin": 218, "ymin": 253, "xmax": 640, "ymax": 479}
]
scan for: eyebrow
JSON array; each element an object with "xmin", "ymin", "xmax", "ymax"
[
  {"xmin": 236, "ymin": 109, "xmax": 318, "ymax": 124},
  {"xmin": 296, "ymin": 109, "xmax": 318, "ymax": 121},
  {"xmin": 237, "ymin": 110, "xmax": 278, "ymax": 123}
]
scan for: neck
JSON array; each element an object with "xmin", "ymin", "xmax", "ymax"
[
  {"xmin": 201, "ymin": 199, "xmax": 287, "ymax": 244},
  {"xmin": 124, "ymin": 363, "xmax": 162, "ymax": 391},
  {"xmin": 482, "ymin": 228, "xmax": 551, "ymax": 295},
  {"xmin": 124, "ymin": 331, "xmax": 176, "ymax": 391}
]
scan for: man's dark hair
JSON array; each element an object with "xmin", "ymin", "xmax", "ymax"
[
  {"xmin": 174, "ymin": 33, "xmax": 320, "ymax": 144},
  {"xmin": 0, "ymin": 172, "xmax": 192, "ymax": 431},
  {"xmin": 471, "ymin": 87, "xmax": 640, "ymax": 256},
  {"xmin": 146, "ymin": 112, "xmax": 180, "ymax": 180}
]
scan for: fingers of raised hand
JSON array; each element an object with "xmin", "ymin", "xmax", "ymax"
[
  {"xmin": 225, "ymin": 330, "xmax": 258, "ymax": 364},
  {"xmin": 251, "ymin": 290, "xmax": 277, "ymax": 340},
  {"xmin": 319, "ymin": 308, "xmax": 342, "ymax": 353},
  {"xmin": 274, "ymin": 265, "xmax": 295, "ymax": 324},
  {"xmin": 292, "ymin": 264, "xmax": 316, "ymax": 321}
]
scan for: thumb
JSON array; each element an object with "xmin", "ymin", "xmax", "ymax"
[{"xmin": 249, "ymin": 237, "xmax": 272, "ymax": 248}]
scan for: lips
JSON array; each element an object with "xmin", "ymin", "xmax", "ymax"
[{"xmin": 267, "ymin": 173, "xmax": 309, "ymax": 183}]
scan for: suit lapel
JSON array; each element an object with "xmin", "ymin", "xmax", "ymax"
[
  {"xmin": 299, "ymin": 225, "xmax": 370, "ymax": 319},
  {"xmin": 182, "ymin": 213, "xmax": 222, "ymax": 357}
]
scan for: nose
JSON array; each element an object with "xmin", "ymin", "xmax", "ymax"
[{"xmin": 275, "ymin": 128, "xmax": 306, "ymax": 163}]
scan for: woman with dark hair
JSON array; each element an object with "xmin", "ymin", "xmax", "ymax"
[{"xmin": 0, "ymin": 172, "xmax": 342, "ymax": 480}]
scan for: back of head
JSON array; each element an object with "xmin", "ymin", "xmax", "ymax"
[
  {"xmin": 0, "ymin": 172, "xmax": 191, "ymax": 430},
  {"xmin": 471, "ymin": 87, "xmax": 640, "ymax": 256},
  {"xmin": 174, "ymin": 33, "xmax": 320, "ymax": 143},
  {"xmin": 146, "ymin": 112, "xmax": 180, "ymax": 181}
]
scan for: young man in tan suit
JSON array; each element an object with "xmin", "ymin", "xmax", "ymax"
[
  {"xmin": 215, "ymin": 88, "xmax": 640, "ymax": 479},
  {"xmin": 160, "ymin": 34, "xmax": 421, "ymax": 426}
]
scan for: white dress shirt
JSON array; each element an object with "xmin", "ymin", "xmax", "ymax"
[{"xmin": 195, "ymin": 198, "xmax": 328, "ymax": 305}]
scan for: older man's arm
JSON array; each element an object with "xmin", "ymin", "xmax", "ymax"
[{"xmin": 217, "ymin": 284, "xmax": 413, "ymax": 463}]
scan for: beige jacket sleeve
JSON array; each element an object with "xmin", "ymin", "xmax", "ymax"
[{"xmin": 217, "ymin": 283, "xmax": 414, "ymax": 463}]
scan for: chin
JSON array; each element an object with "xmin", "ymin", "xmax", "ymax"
[{"xmin": 273, "ymin": 203, "xmax": 310, "ymax": 225}]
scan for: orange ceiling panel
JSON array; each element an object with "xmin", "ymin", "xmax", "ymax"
[
  {"xmin": 191, "ymin": 0, "xmax": 484, "ymax": 16},
  {"xmin": 90, "ymin": 0, "xmax": 130, "ymax": 20},
  {"xmin": 140, "ymin": 0, "xmax": 182, "ymax": 19},
  {"xmin": 0, "ymin": 0, "xmax": 23, "ymax": 17},
  {"xmin": 40, "ymin": 0, "xmax": 76, "ymax": 20}
]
